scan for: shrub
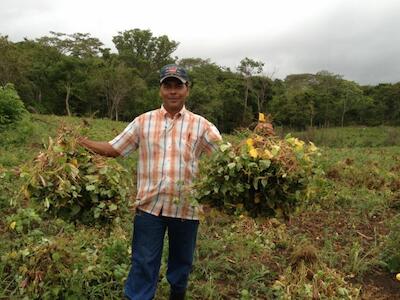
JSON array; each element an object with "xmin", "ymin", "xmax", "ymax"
[
  {"xmin": 191, "ymin": 131, "xmax": 322, "ymax": 218},
  {"xmin": 20, "ymin": 125, "xmax": 131, "ymax": 225},
  {"xmin": 0, "ymin": 84, "xmax": 28, "ymax": 129}
]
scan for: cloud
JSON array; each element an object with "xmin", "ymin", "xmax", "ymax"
[
  {"xmin": 175, "ymin": 1, "xmax": 400, "ymax": 85},
  {"xmin": 1, "ymin": 0, "xmax": 400, "ymax": 84}
]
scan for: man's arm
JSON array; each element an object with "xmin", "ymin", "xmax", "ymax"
[
  {"xmin": 201, "ymin": 121, "xmax": 223, "ymax": 155},
  {"xmin": 78, "ymin": 137, "xmax": 120, "ymax": 158}
]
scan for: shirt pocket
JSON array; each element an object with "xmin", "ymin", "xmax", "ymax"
[{"xmin": 181, "ymin": 132, "xmax": 200, "ymax": 162}]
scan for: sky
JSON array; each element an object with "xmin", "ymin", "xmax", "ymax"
[{"xmin": 1, "ymin": 0, "xmax": 400, "ymax": 85}]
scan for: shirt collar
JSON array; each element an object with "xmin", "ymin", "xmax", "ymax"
[{"xmin": 160, "ymin": 105, "xmax": 187, "ymax": 119}]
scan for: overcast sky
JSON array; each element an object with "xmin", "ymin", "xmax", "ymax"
[{"xmin": 1, "ymin": 0, "xmax": 399, "ymax": 85}]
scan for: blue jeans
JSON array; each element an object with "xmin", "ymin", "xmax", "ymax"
[{"xmin": 124, "ymin": 210, "xmax": 199, "ymax": 300}]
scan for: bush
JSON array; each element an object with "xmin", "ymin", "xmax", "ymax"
[
  {"xmin": 20, "ymin": 125, "xmax": 131, "ymax": 225},
  {"xmin": 0, "ymin": 84, "xmax": 28, "ymax": 129},
  {"xmin": 192, "ymin": 131, "xmax": 322, "ymax": 218}
]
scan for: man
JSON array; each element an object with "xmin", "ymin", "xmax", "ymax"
[{"xmin": 78, "ymin": 64, "xmax": 222, "ymax": 300}]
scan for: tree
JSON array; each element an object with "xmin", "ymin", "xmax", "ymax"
[
  {"xmin": 237, "ymin": 58, "xmax": 264, "ymax": 122},
  {"xmin": 50, "ymin": 55, "xmax": 87, "ymax": 116},
  {"xmin": 251, "ymin": 75, "xmax": 273, "ymax": 114},
  {"xmin": 364, "ymin": 83, "xmax": 400, "ymax": 125},
  {"xmin": 14, "ymin": 39, "xmax": 63, "ymax": 112},
  {"xmin": 37, "ymin": 32, "xmax": 104, "ymax": 58},
  {"xmin": 178, "ymin": 57, "xmax": 211, "ymax": 71},
  {"xmin": 182, "ymin": 59, "xmax": 225, "ymax": 126},
  {"xmin": 0, "ymin": 36, "xmax": 27, "ymax": 87},
  {"xmin": 338, "ymin": 80, "xmax": 365, "ymax": 127},
  {"xmin": 219, "ymin": 78, "xmax": 245, "ymax": 132},
  {"xmin": 93, "ymin": 57, "xmax": 146, "ymax": 121},
  {"xmin": 112, "ymin": 29, "xmax": 178, "ymax": 82}
]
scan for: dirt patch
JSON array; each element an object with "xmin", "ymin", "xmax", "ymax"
[
  {"xmin": 359, "ymin": 271, "xmax": 400, "ymax": 299},
  {"xmin": 326, "ymin": 168, "xmax": 341, "ymax": 180},
  {"xmin": 287, "ymin": 210, "xmax": 390, "ymax": 246},
  {"xmin": 287, "ymin": 210, "xmax": 398, "ymax": 299}
]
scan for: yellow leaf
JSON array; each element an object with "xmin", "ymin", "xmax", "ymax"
[
  {"xmin": 246, "ymin": 138, "xmax": 254, "ymax": 147},
  {"xmin": 9, "ymin": 221, "xmax": 16, "ymax": 230},
  {"xmin": 254, "ymin": 135, "xmax": 263, "ymax": 142},
  {"xmin": 249, "ymin": 148, "xmax": 258, "ymax": 158},
  {"xmin": 19, "ymin": 265, "xmax": 28, "ymax": 275},
  {"xmin": 271, "ymin": 145, "xmax": 280, "ymax": 156},
  {"xmin": 258, "ymin": 113, "xmax": 266, "ymax": 122},
  {"xmin": 308, "ymin": 142, "xmax": 318, "ymax": 152},
  {"xmin": 263, "ymin": 149, "xmax": 273, "ymax": 159},
  {"xmin": 294, "ymin": 139, "xmax": 304, "ymax": 147}
]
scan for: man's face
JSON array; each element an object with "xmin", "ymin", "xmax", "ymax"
[{"xmin": 159, "ymin": 77, "xmax": 189, "ymax": 114}]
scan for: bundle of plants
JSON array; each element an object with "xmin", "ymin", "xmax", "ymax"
[
  {"xmin": 20, "ymin": 125, "xmax": 131, "ymax": 225},
  {"xmin": 191, "ymin": 129, "xmax": 321, "ymax": 218}
]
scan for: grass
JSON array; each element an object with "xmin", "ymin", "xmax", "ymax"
[
  {"xmin": 1, "ymin": 115, "xmax": 399, "ymax": 299},
  {"xmin": 281, "ymin": 126, "xmax": 400, "ymax": 148}
]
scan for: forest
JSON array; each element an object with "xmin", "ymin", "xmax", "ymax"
[{"xmin": 1, "ymin": 28, "xmax": 399, "ymax": 133}]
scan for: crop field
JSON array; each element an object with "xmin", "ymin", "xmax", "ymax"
[{"xmin": 0, "ymin": 114, "xmax": 399, "ymax": 299}]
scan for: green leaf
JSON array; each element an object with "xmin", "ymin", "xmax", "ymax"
[
  {"xmin": 247, "ymin": 162, "xmax": 258, "ymax": 169},
  {"xmin": 53, "ymin": 145, "xmax": 64, "ymax": 153},
  {"xmin": 70, "ymin": 204, "xmax": 81, "ymax": 216},
  {"xmin": 52, "ymin": 252, "xmax": 61, "ymax": 261},
  {"xmin": 227, "ymin": 162, "xmax": 236, "ymax": 169},
  {"xmin": 261, "ymin": 178, "xmax": 268, "ymax": 187},
  {"xmin": 109, "ymin": 204, "xmax": 118, "ymax": 211},
  {"xmin": 220, "ymin": 143, "xmax": 231, "ymax": 152},
  {"xmin": 253, "ymin": 178, "xmax": 259, "ymax": 190},
  {"xmin": 259, "ymin": 160, "xmax": 271, "ymax": 170},
  {"xmin": 86, "ymin": 184, "xmax": 95, "ymax": 191}
]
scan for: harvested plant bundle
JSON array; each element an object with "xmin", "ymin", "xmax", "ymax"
[
  {"xmin": 21, "ymin": 125, "xmax": 131, "ymax": 224},
  {"xmin": 192, "ymin": 128, "xmax": 321, "ymax": 218}
]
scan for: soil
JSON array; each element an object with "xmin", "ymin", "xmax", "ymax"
[
  {"xmin": 359, "ymin": 272, "xmax": 400, "ymax": 299},
  {"xmin": 287, "ymin": 210, "xmax": 400, "ymax": 299}
]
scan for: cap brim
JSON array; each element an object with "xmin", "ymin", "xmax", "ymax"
[{"xmin": 160, "ymin": 75, "xmax": 187, "ymax": 84}]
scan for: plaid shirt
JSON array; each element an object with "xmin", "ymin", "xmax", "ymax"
[{"xmin": 109, "ymin": 106, "xmax": 222, "ymax": 220}]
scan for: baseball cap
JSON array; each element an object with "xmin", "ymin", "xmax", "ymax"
[{"xmin": 160, "ymin": 64, "xmax": 190, "ymax": 84}]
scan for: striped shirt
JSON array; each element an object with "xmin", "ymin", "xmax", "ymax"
[{"xmin": 109, "ymin": 105, "xmax": 222, "ymax": 220}]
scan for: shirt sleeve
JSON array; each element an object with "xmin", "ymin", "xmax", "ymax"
[
  {"xmin": 201, "ymin": 120, "xmax": 222, "ymax": 154},
  {"xmin": 108, "ymin": 118, "xmax": 140, "ymax": 157}
]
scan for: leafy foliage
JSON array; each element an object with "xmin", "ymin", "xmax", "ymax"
[
  {"xmin": 20, "ymin": 125, "xmax": 131, "ymax": 225},
  {"xmin": 1, "ymin": 226, "xmax": 130, "ymax": 299},
  {"xmin": 192, "ymin": 127, "xmax": 322, "ymax": 218},
  {"xmin": 6, "ymin": 208, "xmax": 42, "ymax": 234},
  {"xmin": 0, "ymin": 84, "xmax": 28, "ymax": 128}
]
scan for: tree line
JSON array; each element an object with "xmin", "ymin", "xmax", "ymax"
[{"xmin": 1, "ymin": 29, "xmax": 399, "ymax": 132}]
